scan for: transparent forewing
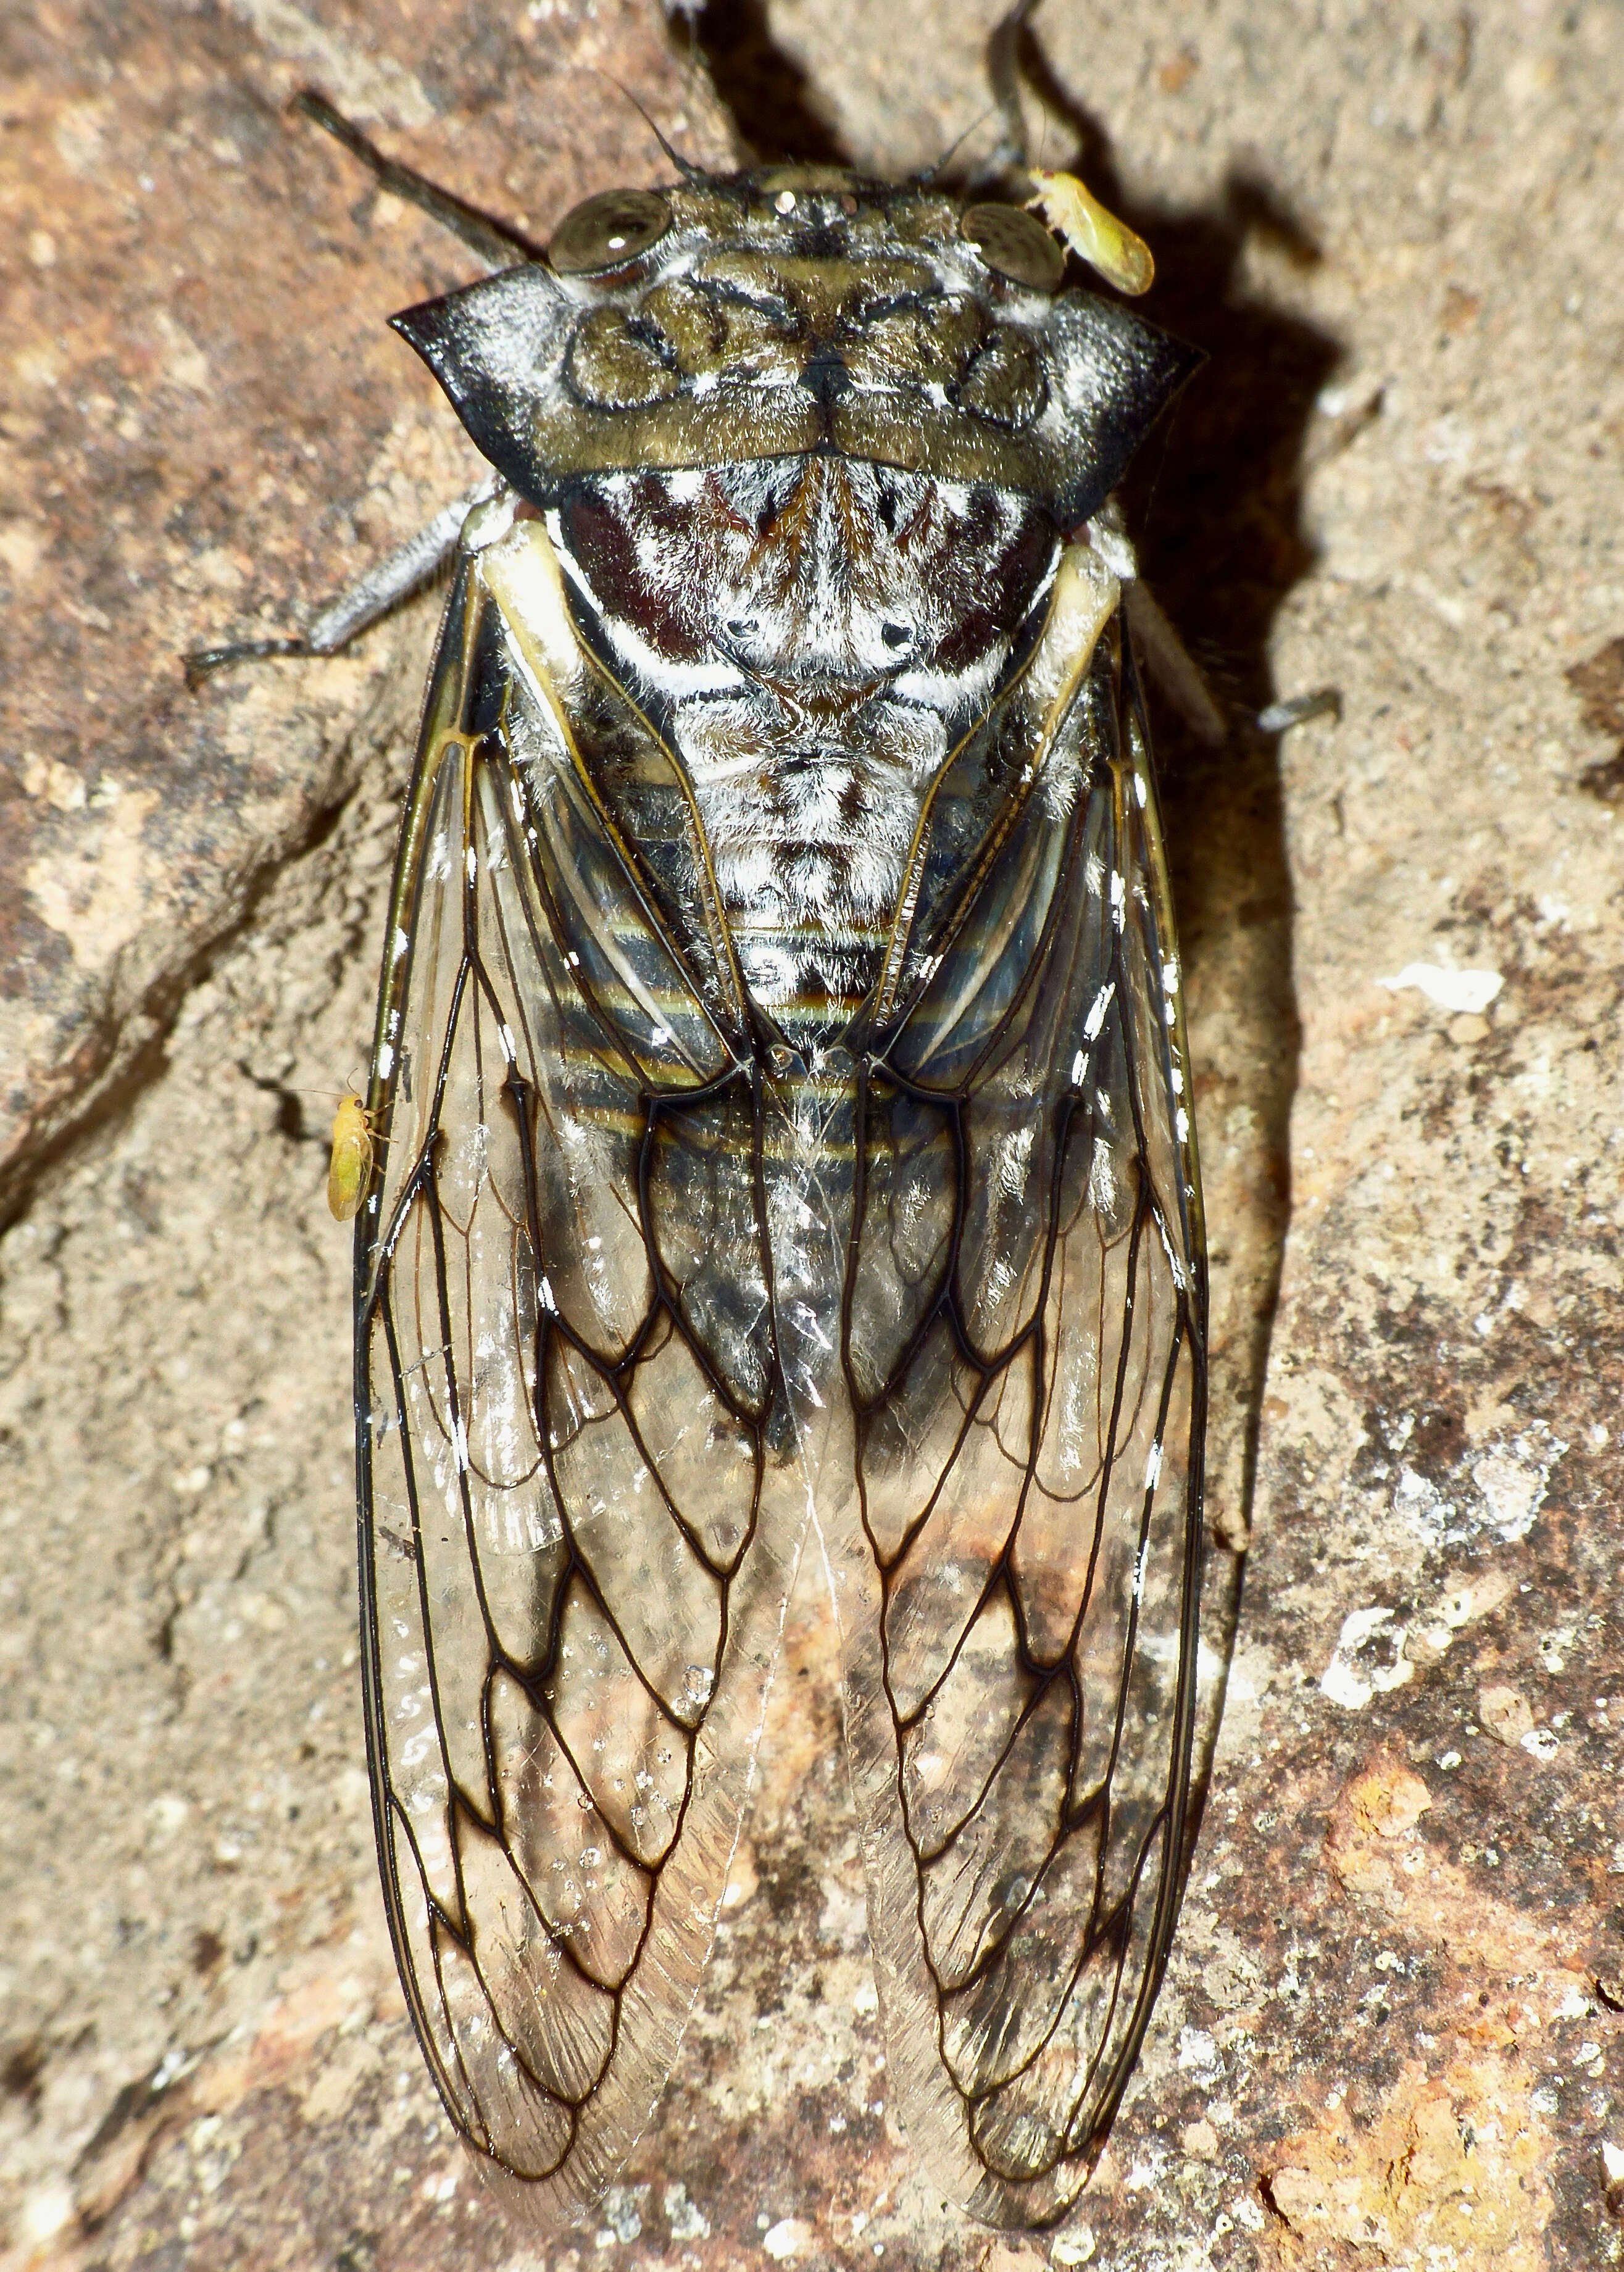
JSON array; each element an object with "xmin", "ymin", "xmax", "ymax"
[
  {"xmin": 833, "ymin": 633, "xmax": 1207, "ymax": 2228},
  {"xmin": 356, "ymin": 545, "xmax": 807, "ymax": 2220}
]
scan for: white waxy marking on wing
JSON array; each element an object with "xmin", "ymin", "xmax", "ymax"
[
  {"xmin": 377, "ymin": 1042, "xmax": 394, "ymax": 1079},
  {"xmin": 1135, "ymin": 772, "xmax": 1148, "ymax": 809},
  {"xmin": 399, "ymin": 1726, "xmax": 438, "ymax": 1771},
  {"xmin": 393, "ymin": 927, "xmax": 410, "ymax": 962},
  {"xmin": 997, "ymin": 1121, "xmax": 1036, "ymax": 1198},
  {"xmin": 499, "ymin": 1024, "xmax": 517, "ymax": 1063},
  {"xmin": 1163, "ymin": 958, "xmax": 1180, "ymax": 994},
  {"xmin": 1145, "ymin": 1441, "xmax": 1163, "ymax": 1490},
  {"xmin": 1088, "ymin": 1136, "xmax": 1116, "ymax": 1214},
  {"xmin": 1133, "ymin": 1539, "xmax": 1150, "ymax": 1602},
  {"xmin": 1154, "ymin": 1210, "xmax": 1189, "ymax": 1290},
  {"xmin": 465, "ymin": 847, "xmax": 478, "ymax": 881},
  {"xmin": 788, "ymin": 1299, "xmax": 833, "ymax": 1353},
  {"xmin": 1176, "ymin": 1107, "xmax": 1190, "ymax": 1141},
  {"xmin": 1170, "ymin": 1065, "xmax": 1184, "ymax": 1095},
  {"xmin": 1084, "ymin": 980, "xmax": 1115, "ymax": 1040},
  {"xmin": 539, "ymin": 1275, "xmax": 557, "ymax": 1313},
  {"xmin": 1110, "ymin": 870, "xmax": 1126, "ymax": 928},
  {"xmin": 1071, "ymin": 1049, "xmax": 1086, "ymax": 1088}
]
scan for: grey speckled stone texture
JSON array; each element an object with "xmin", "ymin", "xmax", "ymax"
[{"xmin": 2, "ymin": 2, "xmax": 1622, "ymax": 2269}]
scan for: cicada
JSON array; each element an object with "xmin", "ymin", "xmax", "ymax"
[{"xmin": 196, "ymin": 59, "xmax": 1209, "ymax": 2236}]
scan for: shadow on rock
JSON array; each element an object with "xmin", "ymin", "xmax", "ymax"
[
  {"xmin": 1004, "ymin": 10, "xmax": 1343, "ymax": 1865},
  {"xmin": 677, "ymin": 0, "xmax": 845, "ymax": 165}
]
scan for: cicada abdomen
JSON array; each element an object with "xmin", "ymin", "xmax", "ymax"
[{"xmin": 341, "ymin": 147, "xmax": 1206, "ymax": 2232}]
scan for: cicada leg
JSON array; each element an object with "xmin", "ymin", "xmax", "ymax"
[
  {"xmin": 183, "ymin": 480, "xmax": 497, "ymax": 686},
  {"xmin": 183, "ymin": 83, "xmax": 535, "ymax": 688},
  {"xmin": 288, "ymin": 91, "xmax": 541, "ymax": 269},
  {"xmin": 1123, "ymin": 581, "xmax": 1228, "ymax": 748}
]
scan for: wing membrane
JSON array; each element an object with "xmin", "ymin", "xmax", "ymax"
[
  {"xmin": 356, "ymin": 543, "xmax": 807, "ymax": 2219},
  {"xmin": 831, "ymin": 632, "xmax": 1207, "ymax": 2227}
]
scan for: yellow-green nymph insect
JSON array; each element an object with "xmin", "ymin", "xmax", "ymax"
[{"xmin": 326, "ymin": 1091, "xmax": 378, "ymax": 1223}]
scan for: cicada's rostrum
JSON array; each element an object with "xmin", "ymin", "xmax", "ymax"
[{"xmin": 198, "ymin": 78, "xmax": 1210, "ymax": 2235}]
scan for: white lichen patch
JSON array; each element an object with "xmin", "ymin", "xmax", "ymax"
[
  {"xmin": 1470, "ymin": 1425, "xmax": 1567, "ymax": 1542},
  {"xmin": 1320, "ymin": 1607, "xmax": 1416, "ymax": 1710},
  {"xmin": 1388, "ymin": 1420, "xmax": 1565, "ymax": 1547},
  {"xmin": 1376, "ymin": 961, "xmax": 1503, "ymax": 1015}
]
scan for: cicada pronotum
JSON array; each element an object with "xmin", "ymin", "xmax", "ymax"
[{"xmin": 194, "ymin": 27, "xmax": 1210, "ymax": 2233}]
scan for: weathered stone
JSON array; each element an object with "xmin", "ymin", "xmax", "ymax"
[{"xmin": 3, "ymin": 2, "xmax": 1622, "ymax": 2270}]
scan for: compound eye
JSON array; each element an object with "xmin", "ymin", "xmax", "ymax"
[
  {"xmin": 960, "ymin": 202, "xmax": 1065, "ymax": 291},
  {"xmin": 549, "ymin": 188, "xmax": 672, "ymax": 276}
]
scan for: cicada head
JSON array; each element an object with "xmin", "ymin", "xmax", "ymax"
[{"xmin": 389, "ymin": 164, "xmax": 1199, "ymax": 535}]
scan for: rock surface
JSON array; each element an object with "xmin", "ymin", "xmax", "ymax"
[{"xmin": 2, "ymin": 2, "xmax": 1621, "ymax": 2270}]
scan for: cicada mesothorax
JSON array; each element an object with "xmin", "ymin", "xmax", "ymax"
[{"xmin": 352, "ymin": 157, "xmax": 1207, "ymax": 2231}]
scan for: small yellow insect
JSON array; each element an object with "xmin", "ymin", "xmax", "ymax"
[
  {"xmin": 1024, "ymin": 165, "xmax": 1156, "ymax": 296},
  {"xmin": 327, "ymin": 1091, "xmax": 377, "ymax": 1221}
]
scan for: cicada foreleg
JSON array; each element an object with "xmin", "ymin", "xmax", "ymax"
[
  {"xmin": 287, "ymin": 91, "xmax": 542, "ymax": 269},
  {"xmin": 182, "ymin": 86, "xmax": 536, "ymax": 689},
  {"xmin": 183, "ymin": 478, "xmax": 499, "ymax": 687}
]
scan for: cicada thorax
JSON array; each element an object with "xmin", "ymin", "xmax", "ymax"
[
  {"xmin": 548, "ymin": 456, "xmax": 1064, "ymax": 1048},
  {"xmin": 457, "ymin": 473, "xmax": 1126, "ymax": 1416}
]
